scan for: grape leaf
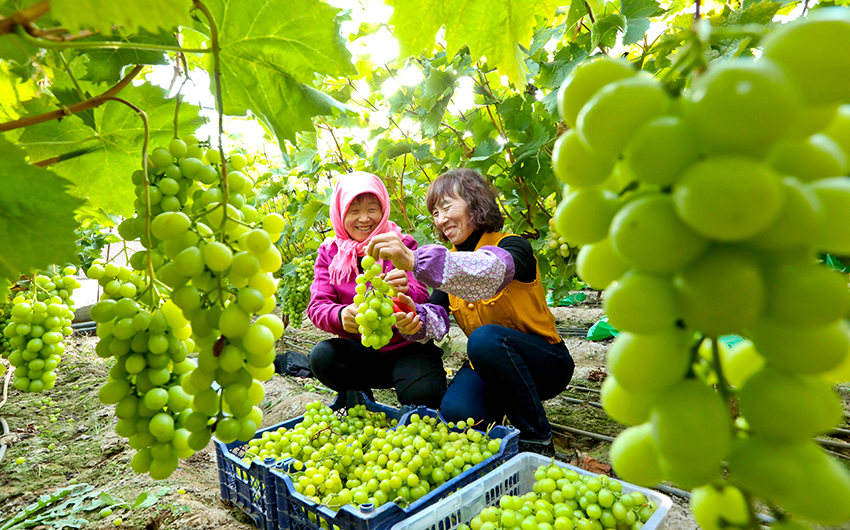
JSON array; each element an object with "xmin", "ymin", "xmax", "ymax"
[
  {"xmin": 18, "ymin": 83, "xmax": 203, "ymax": 216},
  {"xmin": 196, "ymin": 0, "xmax": 356, "ymax": 144},
  {"xmin": 621, "ymin": 0, "xmax": 666, "ymax": 19},
  {"xmin": 50, "ymin": 0, "xmax": 193, "ymax": 36},
  {"xmin": 0, "ymin": 138, "xmax": 84, "ymax": 283},
  {"xmin": 80, "ymin": 30, "xmax": 179, "ymax": 84},
  {"xmin": 387, "ymin": 0, "xmax": 560, "ymax": 88}
]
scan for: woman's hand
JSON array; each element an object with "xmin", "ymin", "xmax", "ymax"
[
  {"xmin": 393, "ymin": 293, "xmax": 422, "ymax": 335},
  {"xmin": 383, "ymin": 269, "xmax": 409, "ymax": 294},
  {"xmin": 340, "ymin": 304, "xmax": 359, "ymax": 334},
  {"xmin": 367, "ymin": 232, "xmax": 415, "ymax": 271}
]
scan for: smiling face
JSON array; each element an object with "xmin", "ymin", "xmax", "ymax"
[
  {"xmin": 343, "ymin": 193, "xmax": 383, "ymax": 242},
  {"xmin": 431, "ymin": 192, "xmax": 474, "ymax": 245}
]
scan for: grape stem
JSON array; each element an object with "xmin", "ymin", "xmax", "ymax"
[
  {"xmin": 101, "ymin": 95, "xmax": 159, "ymax": 307},
  {"xmin": 710, "ymin": 337, "xmax": 737, "ymax": 416},
  {"xmin": 192, "ymin": 0, "xmax": 230, "ymax": 310}
]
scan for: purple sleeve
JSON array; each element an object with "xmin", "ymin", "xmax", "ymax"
[
  {"xmin": 307, "ymin": 245, "xmax": 347, "ymax": 336},
  {"xmin": 402, "ymin": 235, "xmax": 430, "ymax": 304},
  {"xmin": 412, "ymin": 244, "xmax": 516, "ymax": 301},
  {"xmin": 401, "ymin": 302, "xmax": 451, "ymax": 342}
]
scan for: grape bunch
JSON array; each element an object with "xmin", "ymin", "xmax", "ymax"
[
  {"xmin": 0, "ymin": 299, "xmax": 11, "ymax": 356},
  {"xmin": 251, "ymin": 403, "xmax": 504, "ymax": 511},
  {"xmin": 546, "ymin": 218, "xmax": 577, "ymax": 261},
  {"xmin": 354, "ymin": 256, "xmax": 397, "ymax": 349},
  {"xmin": 1, "ymin": 268, "xmax": 79, "ymax": 393},
  {"xmin": 461, "ymin": 461, "xmax": 658, "ymax": 530},
  {"xmin": 551, "ymin": 9, "xmax": 850, "ymax": 526},
  {"xmin": 282, "ymin": 256, "xmax": 315, "ymax": 327},
  {"xmin": 87, "ymin": 134, "xmax": 285, "ymax": 480}
]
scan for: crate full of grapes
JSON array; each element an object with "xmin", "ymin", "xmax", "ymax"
[
  {"xmin": 271, "ymin": 407, "xmax": 520, "ymax": 530},
  {"xmin": 215, "ymin": 391, "xmax": 409, "ymax": 530},
  {"xmin": 391, "ymin": 453, "xmax": 672, "ymax": 530}
]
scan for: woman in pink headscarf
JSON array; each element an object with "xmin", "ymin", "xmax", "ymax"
[{"xmin": 306, "ymin": 172, "xmax": 446, "ymax": 408}]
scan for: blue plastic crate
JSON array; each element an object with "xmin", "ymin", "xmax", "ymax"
[
  {"xmin": 272, "ymin": 406, "xmax": 519, "ymax": 530},
  {"xmin": 390, "ymin": 453, "xmax": 673, "ymax": 530},
  {"xmin": 215, "ymin": 390, "xmax": 408, "ymax": 530}
]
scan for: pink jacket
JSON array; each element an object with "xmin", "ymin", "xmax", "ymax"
[{"xmin": 307, "ymin": 234, "xmax": 430, "ymax": 353}]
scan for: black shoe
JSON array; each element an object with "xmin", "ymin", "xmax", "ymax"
[{"xmin": 518, "ymin": 438, "xmax": 556, "ymax": 458}]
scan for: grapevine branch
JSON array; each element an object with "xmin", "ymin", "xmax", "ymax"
[
  {"xmin": 0, "ymin": 64, "xmax": 144, "ymax": 132},
  {"xmin": 14, "ymin": 24, "xmax": 212, "ymax": 54}
]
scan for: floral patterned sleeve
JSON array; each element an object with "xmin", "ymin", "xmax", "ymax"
[
  {"xmin": 400, "ymin": 294, "xmax": 450, "ymax": 342},
  {"xmin": 411, "ymin": 244, "xmax": 516, "ymax": 301}
]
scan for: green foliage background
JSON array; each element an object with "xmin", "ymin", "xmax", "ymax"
[{"xmin": 0, "ymin": 0, "xmax": 841, "ymax": 297}]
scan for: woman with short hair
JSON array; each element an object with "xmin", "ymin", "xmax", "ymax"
[{"xmin": 368, "ymin": 168, "xmax": 574, "ymax": 455}]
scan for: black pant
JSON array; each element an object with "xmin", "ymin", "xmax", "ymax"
[
  {"xmin": 440, "ymin": 325, "xmax": 574, "ymax": 441},
  {"xmin": 309, "ymin": 338, "xmax": 447, "ymax": 409}
]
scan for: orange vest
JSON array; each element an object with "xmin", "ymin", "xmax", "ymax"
[{"xmin": 447, "ymin": 232, "xmax": 561, "ymax": 344}]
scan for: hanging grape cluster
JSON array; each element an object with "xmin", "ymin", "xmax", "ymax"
[
  {"xmin": 354, "ymin": 256, "xmax": 397, "ymax": 349},
  {"xmin": 0, "ymin": 297, "xmax": 11, "ymax": 356},
  {"xmin": 281, "ymin": 255, "xmax": 315, "ymax": 327},
  {"xmin": 1, "ymin": 268, "xmax": 80, "ymax": 393},
  {"xmin": 88, "ymin": 134, "xmax": 285, "ymax": 480},
  {"xmin": 550, "ymin": 9, "xmax": 850, "ymax": 527}
]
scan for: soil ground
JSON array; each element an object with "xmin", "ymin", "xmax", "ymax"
[{"xmin": 1, "ymin": 299, "xmax": 849, "ymax": 530}]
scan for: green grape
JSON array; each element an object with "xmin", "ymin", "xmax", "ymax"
[
  {"xmin": 683, "ymin": 58, "xmax": 801, "ymax": 156},
  {"xmin": 169, "ymin": 138, "xmax": 187, "ymax": 158},
  {"xmin": 609, "ymin": 423, "xmax": 663, "ymax": 487},
  {"xmin": 824, "ymin": 104, "xmax": 850, "ymax": 156},
  {"xmin": 673, "ymin": 246, "xmax": 765, "ymax": 336},
  {"xmin": 151, "ymin": 212, "xmax": 191, "ymax": 241},
  {"xmin": 607, "ymin": 329, "xmax": 691, "ymax": 395},
  {"xmin": 689, "ymin": 485, "xmax": 749, "ymax": 530},
  {"xmin": 761, "ymin": 8, "xmax": 850, "ymax": 106},
  {"xmin": 609, "ymin": 194, "xmax": 709, "ymax": 274},
  {"xmin": 737, "ymin": 367, "xmax": 843, "ymax": 442},
  {"xmin": 768, "ymin": 133, "xmax": 848, "ymax": 182},
  {"xmin": 150, "ymin": 147, "xmax": 173, "ymax": 168},
  {"xmin": 577, "ymin": 75, "xmax": 670, "ymax": 157},
  {"xmin": 623, "ymin": 116, "xmax": 698, "ymax": 187},
  {"xmin": 763, "ymin": 262, "xmax": 850, "ymax": 327},
  {"xmin": 603, "ymin": 271, "xmax": 678, "ymax": 334},
  {"xmin": 650, "ymin": 382, "xmax": 730, "ymax": 489},
  {"xmin": 552, "ymin": 130, "xmax": 615, "ymax": 188},
  {"xmin": 809, "ymin": 177, "xmax": 850, "ymax": 254},
  {"xmin": 557, "ymin": 56, "xmax": 636, "ymax": 128},
  {"xmin": 720, "ymin": 340, "xmax": 764, "ymax": 389},
  {"xmin": 600, "ymin": 376, "xmax": 659, "ymax": 426},
  {"xmin": 747, "ymin": 177, "xmax": 821, "ymax": 250},
  {"xmin": 727, "ymin": 436, "xmax": 850, "ymax": 525},
  {"xmin": 673, "ymin": 156, "xmax": 783, "ymax": 241},
  {"xmin": 748, "ymin": 318, "xmax": 849, "ymax": 374},
  {"xmin": 555, "ymin": 188, "xmax": 620, "ymax": 247},
  {"xmin": 203, "ymin": 241, "xmax": 233, "ymax": 271}
]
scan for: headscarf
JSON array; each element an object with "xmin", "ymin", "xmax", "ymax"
[{"xmin": 327, "ymin": 172, "xmax": 403, "ymax": 284}]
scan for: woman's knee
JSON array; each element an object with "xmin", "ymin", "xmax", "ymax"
[
  {"xmin": 466, "ymin": 325, "xmax": 507, "ymax": 366},
  {"xmin": 397, "ymin": 375, "xmax": 445, "ymax": 409},
  {"xmin": 309, "ymin": 340, "xmax": 339, "ymax": 376}
]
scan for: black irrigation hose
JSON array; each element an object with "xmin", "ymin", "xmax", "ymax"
[
  {"xmin": 559, "ymin": 396, "xmax": 604, "ymax": 410},
  {"xmin": 552, "ymin": 423, "xmax": 614, "ymax": 443}
]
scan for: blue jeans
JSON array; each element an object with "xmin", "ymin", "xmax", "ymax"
[{"xmin": 440, "ymin": 325, "xmax": 574, "ymax": 441}]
